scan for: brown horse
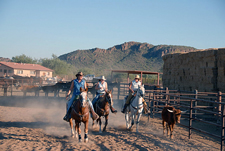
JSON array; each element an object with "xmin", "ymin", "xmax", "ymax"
[
  {"xmin": 93, "ymin": 90, "xmax": 113, "ymax": 133},
  {"xmin": 69, "ymin": 87, "xmax": 89, "ymax": 142}
]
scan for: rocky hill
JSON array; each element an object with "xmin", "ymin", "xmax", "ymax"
[{"xmin": 58, "ymin": 42, "xmax": 197, "ymax": 75}]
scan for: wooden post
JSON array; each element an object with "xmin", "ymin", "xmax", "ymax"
[
  {"xmin": 193, "ymin": 89, "xmax": 198, "ymax": 119},
  {"xmin": 177, "ymin": 91, "xmax": 180, "ymax": 110},
  {"xmin": 148, "ymin": 92, "xmax": 151, "ymax": 122},
  {"xmin": 11, "ymin": 79, "xmax": 13, "ymax": 96},
  {"xmin": 157, "ymin": 73, "xmax": 159, "ymax": 85},
  {"xmin": 153, "ymin": 92, "xmax": 155, "ymax": 118},
  {"xmin": 218, "ymin": 91, "xmax": 222, "ymax": 124},
  {"xmin": 220, "ymin": 104, "xmax": 225, "ymax": 151},
  {"xmin": 117, "ymin": 82, "xmax": 120, "ymax": 100},
  {"xmin": 111, "ymin": 71, "xmax": 113, "ymax": 82},
  {"xmin": 189, "ymin": 99, "xmax": 193, "ymax": 139},
  {"xmin": 165, "ymin": 87, "xmax": 169, "ymax": 106}
]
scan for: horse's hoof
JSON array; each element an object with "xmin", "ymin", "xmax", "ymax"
[
  {"xmin": 84, "ymin": 138, "xmax": 88, "ymax": 143},
  {"xmin": 78, "ymin": 135, "xmax": 82, "ymax": 142},
  {"xmin": 103, "ymin": 128, "xmax": 106, "ymax": 132},
  {"xmin": 71, "ymin": 134, "xmax": 75, "ymax": 138},
  {"xmin": 99, "ymin": 131, "xmax": 102, "ymax": 134}
]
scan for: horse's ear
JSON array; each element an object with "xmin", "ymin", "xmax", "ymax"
[{"xmin": 109, "ymin": 89, "xmax": 112, "ymax": 93}]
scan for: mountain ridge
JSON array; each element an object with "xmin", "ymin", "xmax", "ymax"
[{"xmin": 58, "ymin": 41, "xmax": 197, "ymax": 75}]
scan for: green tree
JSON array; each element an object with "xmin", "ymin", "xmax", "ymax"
[
  {"xmin": 12, "ymin": 54, "xmax": 38, "ymax": 64},
  {"xmin": 40, "ymin": 54, "xmax": 74, "ymax": 77}
]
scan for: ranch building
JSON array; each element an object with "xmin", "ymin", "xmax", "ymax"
[{"xmin": 0, "ymin": 61, "xmax": 53, "ymax": 78}]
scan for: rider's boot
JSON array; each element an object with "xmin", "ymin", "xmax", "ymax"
[
  {"xmin": 110, "ymin": 105, "xmax": 117, "ymax": 114},
  {"xmin": 121, "ymin": 104, "xmax": 128, "ymax": 113},
  {"xmin": 143, "ymin": 101, "xmax": 150, "ymax": 114},
  {"xmin": 90, "ymin": 107, "xmax": 99, "ymax": 120},
  {"xmin": 63, "ymin": 107, "xmax": 71, "ymax": 122},
  {"xmin": 88, "ymin": 100, "xmax": 99, "ymax": 120}
]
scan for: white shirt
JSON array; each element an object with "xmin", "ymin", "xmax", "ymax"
[
  {"xmin": 131, "ymin": 80, "xmax": 141, "ymax": 91},
  {"xmin": 97, "ymin": 81, "xmax": 106, "ymax": 94}
]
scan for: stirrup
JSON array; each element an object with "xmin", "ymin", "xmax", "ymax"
[
  {"xmin": 121, "ymin": 108, "xmax": 126, "ymax": 113},
  {"xmin": 91, "ymin": 113, "xmax": 99, "ymax": 120},
  {"xmin": 110, "ymin": 106, "xmax": 117, "ymax": 114},
  {"xmin": 63, "ymin": 115, "xmax": 70, "ymax": 122}
]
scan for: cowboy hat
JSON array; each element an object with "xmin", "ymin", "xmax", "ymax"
[
  {"xmin": 135, "ymin": 75, "xmax": 140, "ymax": 79},
  {"xmin": 76, "ymin": 72, "xmax": 84, "ymax": 77},
  {"xmin": 100, "ymin": 75, "xmax": 106, "ymax": 80}
]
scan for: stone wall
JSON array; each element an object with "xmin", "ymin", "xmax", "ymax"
[{"xmin": 162, "ymin": 48, "xmax": 225, "ymax": 92}]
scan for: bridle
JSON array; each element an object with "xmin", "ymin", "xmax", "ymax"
[{"xmin": 72, "ymin": 91, "xmax": 89, "ymax": 121}]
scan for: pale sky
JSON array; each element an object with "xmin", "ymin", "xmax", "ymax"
[{"xmin": 0, "ymin": 0, "xmax": 225, "ymax": 59}]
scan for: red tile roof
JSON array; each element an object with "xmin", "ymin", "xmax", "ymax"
[{"xmin": 0, "ymin": 62, "xmax": 53, "ymax": 71}]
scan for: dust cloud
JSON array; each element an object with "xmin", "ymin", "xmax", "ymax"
[{"xmin": 0, "ymin": 96, "xmax": 69, "ymax": 136}]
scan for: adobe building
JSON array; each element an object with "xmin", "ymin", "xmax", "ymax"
[
  {"xmin": 162, "ymin": 48, "xmax": 225, "ymax": 92},
  {"xmin": 0, "ymin": 62, "xmax": 53, "ymax": 78}
]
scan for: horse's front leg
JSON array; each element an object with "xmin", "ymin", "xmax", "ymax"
[
  {"xmin": 136, "ymin": 113, "xmax": 142, "ymax": 133},
  {"xmin": 69, "ymin": 118, "xmax": 75, "ymax": 138},
  {"xmin": 129, "ymin": 113, "xmax": 135, "ymax": 130},
  {"xmin": 84, "ymin": 121, "xmax": 88, "ymax": 143},
  {"xmin": 75, "ymin": 121, "xmax": 82, "ymax": 142},
  {"xmin": 99, "ymin": 117, "xmax": 102, "ymax": 133},
  {"xmin": 125, "ymin": 112, "xmax": 130, "ymax": 129},
  {"xmin": 103, "ymin": 115, "xmax": 108, "ymax": 132}
]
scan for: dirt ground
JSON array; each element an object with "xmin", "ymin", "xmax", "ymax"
[{"xmin": 0, "ymin": 97, "xmax": 222, "ymax": 151}]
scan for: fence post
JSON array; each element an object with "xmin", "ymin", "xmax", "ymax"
[
  {"xmin": 218, "ymin": 91, "xmax": 222, "ymax": 124},
  {"xmin": 11, "ymin": 79, "xmax": 13, "ymax": 96},
  {"xmin": 193, "ymin": 89, "xmax": 198, "ymax": 119},
  {"xmin": 189, "ymin": 99, "xmax": 193, "ymax": 139},
  {"xmin": 153, "ymin": 91, "xmax": 155, "ymax": 118},
  {"xmin": 220, "ymin": 104, "xmax": 225, "ymax": 151},
  {"xmin": 117, "ymin": 82, "xmax": 120, "ymax": 100},
  {"xmin": 165, "ymin": 87, "xmax": 169, "ymax": 105},
  {"xmin": 177, "ymin": 90, "xmax": 180, "ymax": 110},
  {"xmin": 148, "ymin": 92, "xmax": 151, "ymax": 122}
]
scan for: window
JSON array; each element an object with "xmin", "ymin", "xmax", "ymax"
[
  {"xmin": 47, "ymin": 72, "xmax": 50, "ymax": 75},
  {"xmin": 30, "ymin": 71, "xmax": 35, "ymax": 74},
  {"xmin": 0, "ymin": 69, "xmax": 2, "ymax": 72},
  {"xmin": 8, "ymin": 70, "xmax": 13, "ymax": 73},
  {"xmin": 17, "ymin": 70, "xmax": 23, "ymax": 74}
]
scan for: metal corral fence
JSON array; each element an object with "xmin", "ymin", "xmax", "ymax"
[{"xmin": 145, "ymin": 88, "xmax": 225, "ymax": 151}]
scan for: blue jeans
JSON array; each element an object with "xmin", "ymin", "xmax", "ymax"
[{"xmin": 92, "ymin": 93, "xmax": 104, "ymax": 105}]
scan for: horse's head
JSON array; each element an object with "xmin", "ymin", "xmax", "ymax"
[
  {"xmin": 79, "ymin": 87, "xmax": 88, "ymax": 107},
  {"xmin": 137, "ymin": 84, "xmax": 145, "ymax": 98},
  {"xmin": 105, "ymin": 90, "xmax": 113, "ymax": 103}
]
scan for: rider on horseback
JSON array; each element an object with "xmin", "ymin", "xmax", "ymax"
[
  {"xmin": 121, "ymin": 75, "xmax": 149, "ymax": 114},
  {"xmin": 92, "ymin": 76, "xmax": 117, "ymax": 114},
  {"xmin": 63, "ymin": 72, "xmax": 99, "ymax": 122}
]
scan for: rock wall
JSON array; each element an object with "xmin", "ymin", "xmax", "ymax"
[{"xmin": 162, "ymin": 48, "xmax": 225, "ymax": 92}]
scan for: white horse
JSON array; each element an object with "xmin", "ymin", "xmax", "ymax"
[{"xmin": 123, "ymin": 85, "xmax": 145, "ymax": 133}]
